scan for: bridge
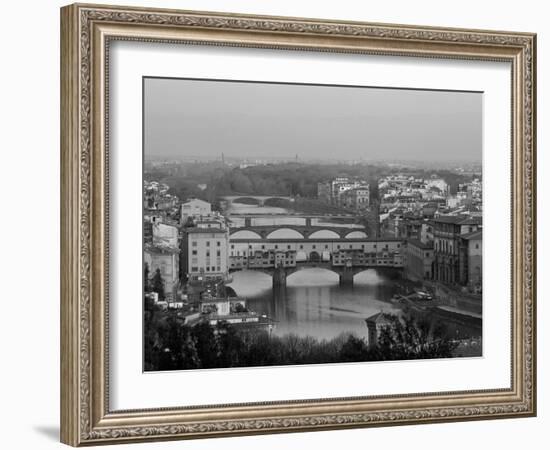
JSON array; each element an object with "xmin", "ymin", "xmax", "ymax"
[
  {"xmin": 227, "ymin": 228, "xmax": 404, "ymax": 289},
  {"xmin": 230, "ymin": 261, "xmax": 402, "ymax": 290},
  {"xmin": 222, "ymin": 195, "xmax": 294, "ymax": 207}
]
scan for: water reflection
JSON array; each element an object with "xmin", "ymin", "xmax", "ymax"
[{"xmin": 228, "ymin": 269, "xmax": 400, "ymax": 340}]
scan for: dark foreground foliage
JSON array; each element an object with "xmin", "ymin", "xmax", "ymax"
[{"xmin": 144, "ymin": 306, "xmax": 459, "ymax": 371}]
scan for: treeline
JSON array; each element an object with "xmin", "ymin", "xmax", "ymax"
[
  {"xmin": 147, "ymin": 161, "xmax": 479, "ymax": 204},
  {"xmin": 144, "ymin": 308, "xmax": 458, "ymax": 371}
]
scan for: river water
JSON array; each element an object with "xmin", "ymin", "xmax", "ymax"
[{"xmin": 228, "ymin": 269, "xmax": 401, "ymax": 340}]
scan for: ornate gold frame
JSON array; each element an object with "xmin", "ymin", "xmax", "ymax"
[{"xmin": 60, "ymin": 3, "xmax": 536, "ymax": 446}]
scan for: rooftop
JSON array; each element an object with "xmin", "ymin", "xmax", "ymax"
[
  {"xmin": 186, "ymin": 227, "xmax": 227, "ymax": 234},
  {"xmin": 407, "ymin": 239, "xmax": 434, "ymax": 250},
  {"xmin": 461, "ymin": 230, "xmax": 483, "ymax": 241},
  {"xmin": 433, "ymin": 215, "xmax": 482, "ymax": 226},
  {"xmin": 364, "ymin": 312, "xmax": 395, "ymax": 325}
]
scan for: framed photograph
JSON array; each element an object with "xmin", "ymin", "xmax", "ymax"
[{"xmin": 60, "ymin": 3, "xmax": 536, "ymax": 446}]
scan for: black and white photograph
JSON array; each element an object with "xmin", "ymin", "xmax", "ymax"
[{"xmin": 142, "ymin": 77, "xmax": 483, "ymax": 371}]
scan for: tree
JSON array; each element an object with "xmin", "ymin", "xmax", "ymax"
[
  {"xmin": 339, "ymin": 334, "xmax": 369, "ymax": 362},
  {"xmin": 192, "ymin": 321, "xmax": 220, "ymax": 369},
  {"xmin": 375, "ymin": 314, "xmax": 458, "ymax": 360},
  {"xmin": 151, "ymin": 268, "xmax": 165, "ymax": 302},
  {"xmin": 144, "ymin": 262, "xmax": 150, "ymax": 292}
]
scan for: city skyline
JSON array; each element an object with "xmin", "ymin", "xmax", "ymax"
[{"xmin": 144, "ymin": 77, "xmax": 482, "ymax": 163}]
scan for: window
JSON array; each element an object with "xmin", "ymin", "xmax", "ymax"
[
  {"xmin": 217, "ymin": 241, "xmax": 221, "ymax": 246},
  {"xmin": 261, "ymin": 245, "xmax": 265, "ymax": 249},
  {"xmin": 275, "ymin": 245, "xmax": 278, "ymax": 249},
  {"xmin": 217, "ymin": 250, "xmax": 221, "ymax": 256},
  {"xmin": 211, "ymin": 266, "xmax": 216, "ymax": 271},
  {"xmin": 349, "ymin": 244, "xmax": 352, "ymax": 249},
  {"xmin": 206, "ymin": 241, "xmax": 210, "ymax": 247},
  {"xmin": 191, "ymin": 266, "xmax": 198, "ymax": 272},
  {"xmin": 300, "ymin": 245, "xmax": 304, "ymax": 249},
  {"xmin": 312, "ymin": 245, "xmax": 316, "ymax": 249},
  {"xmin": 191, "ymin": 241, "xmax": 197, "ymax": 247},
  {"xmin": 397, "ymin": 244, "xmax": 400, "ymax": 248},
  {"xmin": 231, "ymin": 245, "xmax": 234, "ymax": 249},
  {"xmin": 217, "ymin": 266, "xmax": 221, "ymax": 271},
  {"xmin": 475, "ymin": 243, "xmax": 479, "ymax": 249},
  {"xmin": 192, "ymin": 250, "xmax": 197, "ymax": 255},
  {"xmin": 337, "ymin": 245, "xmax": 340, "ymax": 249},
  {"xmin": 206, "ymin": 251, "xmax": 210, "ymax": 257},
  {"xmin": 287, "ymin": 245, "xmax": 291, "ymax": 249},
  {"xmin": 206, "ymin": 267, "xmax": 210, "ymax": 271}
]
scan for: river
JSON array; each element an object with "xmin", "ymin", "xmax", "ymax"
[{"xmin": 228, "ymin": 269, "xmax": 401, "ymax": 340}]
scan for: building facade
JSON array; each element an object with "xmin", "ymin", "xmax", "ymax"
[
  {"xmin": 317, "ymin": 177, "xmax": 370, "ymax": 210},
  {"xmin": 339, "ymin": 186, "xmax": 370, "ymax": 210},
  {"xmin": 365, "ymin": 312, "xmax": 393, "ymax": 349},
  {"xmin": 186, "ymin": 226, "xmax": 230, "ymax": 283},
  {"xmin": 180, "ymin": 198, "xmax": 212, "ymax": 223},
  {"xmin": 432, "ymin": 215, "xmax": 482, "ymax": 286},
  {"xmin": 461, "ymin": 230, "xmax": 482, "ymax": 292},
  {"xmin": 144, "ymin": 243, "xmax": 180, "ymax": 299},
  {"xmin": 404, "ymin": 239, "xmax": 434, "ymax": 281}
]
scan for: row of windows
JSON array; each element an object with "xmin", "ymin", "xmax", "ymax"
[
  {"xmin": 190, "ymin": 266, "xmax": 221, "ymax": 272},
  {"xmin": 230, "ymin": 243, "xmax": 400, "ymax": 250},
  {"xmin": 191, "ymin": 250, "xmax": 222, "ymax": 257},
  {"xmin": 191, "ymin": 241, "xmax": 222, "ymax": 247}
]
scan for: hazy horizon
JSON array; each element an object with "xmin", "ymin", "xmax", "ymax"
[{"xmin": 144, "ymin": 77, "xmax": 482, "ymax": 163}]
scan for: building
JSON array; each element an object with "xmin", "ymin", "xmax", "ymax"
[
  {"xmin": 425, "ymin": 175, "xmax": 449, "ymax": 197},
  {"xmin": 186, "ymin": 223, "xmax": 230, "ymax": 283},
  {"xmin": 432, "ymin": 215, "xmax": 482, "ymax": 285},
  {"xmin": 339, "ymin": 186, "xmax": 370, "ymax": 210},
  {"xmin": 365, "ymin": 312, "xmax": 394, "ymax": 349},
  {"xmin": 404, "ymin": 239, "xmax": 434, "ymax": 281},
  {"xmin": 180, "ymin": 198, "xmax": 212, "ymax": 223},
  {"xmin": 419, "ymin": 221, "xmax": 434, "ymax": 244},
  {"xmin": 144, "ymin": 243, "xmax": 180, "ymax": 299},
  {"xmin": 317, "ymin": 177, "xmax": 369, "ymax": 207},
  {"xmin": 228, "ymin": 239, "xmax": 404, "ymax": 269},
  {"xmin": 461, "ymin": 230, "xmax": 482, "ymax": 292},
  {"xmin": 152, "ymin": 222, "xmax": 178, "ymax": 247}
]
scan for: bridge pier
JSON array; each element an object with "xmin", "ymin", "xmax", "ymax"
[
  {"xmin": 272, "ymin": 266, "xmax": 287, "ymax": 289},
  {"xmin": 339, "ymin": 266, "xmax": 354, "ymax": 287}
]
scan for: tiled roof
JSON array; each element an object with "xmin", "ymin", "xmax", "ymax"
[
  {"xmin": 433, "ymin": 215, "xmax": 482, "ymax": 226},
  {"xmin": 364, "ymin": 312, "xmax": 394, "ymax": 325}
]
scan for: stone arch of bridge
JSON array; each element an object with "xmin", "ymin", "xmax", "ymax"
[
  {"xmin": 229, "ymin": 229, "xmax": 263, "ymax": 239},
  {"xmin": 306, "ymin": 229, "xmax": 341, "ymax": 239},
  {"xmin": 265, "ymin": 227, "xmax": 305, "ymax": 239},
  {"xmin": 284, "ymin": 265, "xmax": 342, "ymax": 280},
  {"xmin": 345, "ymin": 230, "xmax": 368, "ymax": 239}
]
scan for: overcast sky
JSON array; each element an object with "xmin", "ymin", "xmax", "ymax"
[{"xmin": 144, "ymin": 77, "xmax": 482, "ymax": 162}]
